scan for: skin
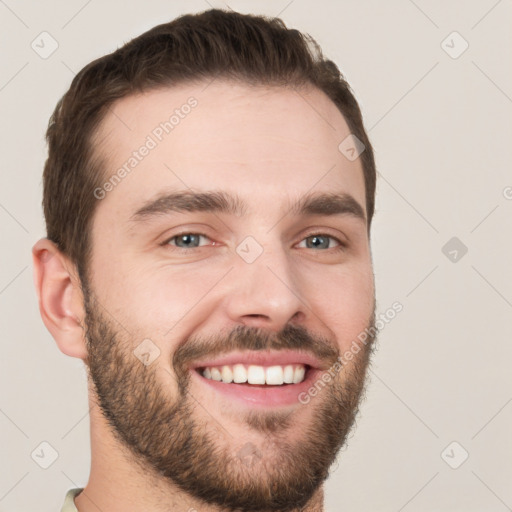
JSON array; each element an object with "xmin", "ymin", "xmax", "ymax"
[{"xmin": 32, "ymin": 80, "xmax": 375, "ymax": 511}]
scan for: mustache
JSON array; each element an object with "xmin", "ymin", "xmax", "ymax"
[{"xmin": 173, "ymin": 323, "xmax": 340, "ymax": 376}]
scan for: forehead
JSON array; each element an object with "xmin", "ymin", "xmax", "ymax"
[{"xmin": 92, "ymin": 80, "xmax": 366, "ymax": 221}]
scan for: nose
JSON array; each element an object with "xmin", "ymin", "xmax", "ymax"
[{"xmin": 222, "ymin": 244, "xmax": 306, "ymax": 331}]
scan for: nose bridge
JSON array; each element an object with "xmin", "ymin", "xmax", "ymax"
[{"xmin": 224, "ymin": 235, "xmax": 305, "ymax": 329}]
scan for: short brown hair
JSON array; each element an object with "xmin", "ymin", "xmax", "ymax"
[{"xmin": 42, "ymin": 8, "xmax": 376, "ymax": 283}]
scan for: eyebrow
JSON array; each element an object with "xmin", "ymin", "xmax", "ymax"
[{"xmin": 129, "ymin": 190, "xmax": 366, "ymax": 224}]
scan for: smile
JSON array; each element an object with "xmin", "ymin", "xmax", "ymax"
[
  {"xmin": 200, "ymin": 364, "xmax": 307, "ymax": 385},
  {"xmin": 189, "ymin": 350, "xmax": 324, "ymax": 407}
]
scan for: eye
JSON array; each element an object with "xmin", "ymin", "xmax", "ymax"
[
  {"xmin": 297, "ymin": 234, "xmax": 343, "ymax": 250},
  {"xmin": 163, "ymin": 232, "xmax": 344, "ymax": 252},
  {"xmin": 165, "ymin": 233, "xmax": 212, "ymax": 249}
]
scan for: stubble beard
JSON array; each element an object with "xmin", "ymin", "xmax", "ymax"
[{"xmin": 82, "ymin": 285, "xmax": 376, "ymax": 512}]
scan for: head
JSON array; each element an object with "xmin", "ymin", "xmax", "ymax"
[{"xmin": 33, "ymin": 9, "xmax": 377, "ymax": 511}]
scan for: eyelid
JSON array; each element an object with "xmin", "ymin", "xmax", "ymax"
[{"xmin": 297, "ymin": 228, "xmax": 348, "ymax": 247}]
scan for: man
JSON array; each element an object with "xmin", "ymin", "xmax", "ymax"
[{"xmin": 33, "ymin": 8, "xmax": 377, "ymax": 512}]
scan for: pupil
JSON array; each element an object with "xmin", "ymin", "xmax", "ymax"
[
  {"xmin": 308, "ymin": 235, "xmax": 328, "ymax": 249},
  {"xmin": 179, "ymin": 234, "xmax": 198, "ymax": 247}
]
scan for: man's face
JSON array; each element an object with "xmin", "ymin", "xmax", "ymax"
[{"xmin": 83, "ymin": 81, "xmax": 375, "ymax": 511}]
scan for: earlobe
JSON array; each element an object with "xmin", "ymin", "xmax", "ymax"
[{"xmin": 32, "ymin": 238, "xmax": 88, "ymax": 360}]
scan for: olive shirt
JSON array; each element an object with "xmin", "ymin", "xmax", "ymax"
[{"xmin": 61, "ymin": 488, "xmax": 82, "ymax": 511}]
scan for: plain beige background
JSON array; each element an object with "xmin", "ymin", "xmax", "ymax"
[{"xmin": 1, "ymin": 1, "xmax": 511, "ymax": 510}]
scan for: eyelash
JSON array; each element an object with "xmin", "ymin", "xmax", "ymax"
[{"xmin": 162, "ymin": 232, "xmax": 346, "ymax": 252}]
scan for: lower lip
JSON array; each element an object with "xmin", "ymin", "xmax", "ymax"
[{"xmin": 191, "ymin": 367, "xmax": 321, "ymax": 407}]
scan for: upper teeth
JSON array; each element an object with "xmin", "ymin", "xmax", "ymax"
[{"xmin": 202, "ymin": 364, "xmax": 306, "ymax": 385}]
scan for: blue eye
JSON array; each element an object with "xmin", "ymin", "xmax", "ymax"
[
  {"xmin": 163, "ymin": 233, "xmax": 344, "ymax": 252},
  {"xmin": 167, "ymin": 233, "xmax": 210, "ymax": 248},
  {"xmin": 298, "ymin": 235, "xmax": 342, "ymax": 250}
]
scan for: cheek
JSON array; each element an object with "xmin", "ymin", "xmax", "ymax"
[
  {"xmin": 306, "ymin": 263, "xmax": 374, "ymax": 352},
  {"xmin": 113, "ymin": 264, "xmax": 223, "ymax": 337}
]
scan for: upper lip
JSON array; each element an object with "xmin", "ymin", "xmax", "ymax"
[{"xmin": 189, "ymin": 349, "xmax": 330, "ymax": 371}]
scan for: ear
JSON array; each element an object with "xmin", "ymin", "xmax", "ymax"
[{"xmin": 32, "ymin": 238, "xmax": 87, "ymax": 359}]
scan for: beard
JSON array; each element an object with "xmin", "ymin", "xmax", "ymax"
[{"xmin": 82, "ymin": 283, "xmax": 376, "ymax": 512}]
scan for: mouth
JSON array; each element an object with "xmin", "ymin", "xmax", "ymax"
[
  {"xmin": 200, "ymin": 363, "xmax": 308, "ymax": 385},
  {"xmin": 189, "ymin": 350, "xmax": 326, "ymax": 407}
]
